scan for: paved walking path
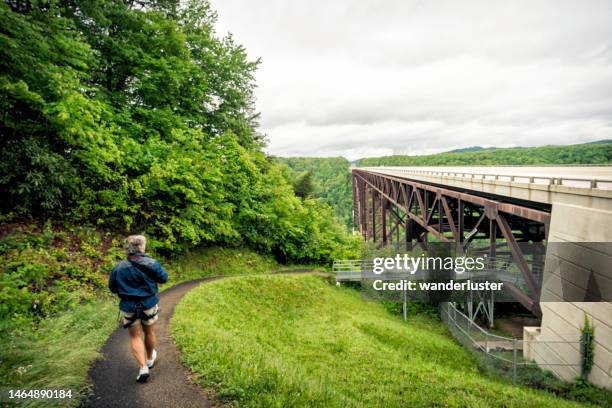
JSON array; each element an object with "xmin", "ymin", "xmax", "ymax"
[{"xmin": 87, "ymin": 278, "xmax": 217, "ymax": 408}]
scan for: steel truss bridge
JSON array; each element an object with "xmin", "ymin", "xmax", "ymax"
[{"xmin": 351, "ymin": 166, "xmax": 612, "ymax": 319}]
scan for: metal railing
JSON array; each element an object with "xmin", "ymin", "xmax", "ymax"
[
  {"xmin": 333, "ymin": 260, "xmax": 373, "ymax": 281},
  {"xmin": 360, "ymin": 167, "xmax": 612, "ymax": 190},
  {"xmin": 332, "ymin": 256, "xmax": 536, "ymax": 287},
  {"xmin": 440, "ymin": 302, "xmax": 583, "ymax": 384}
]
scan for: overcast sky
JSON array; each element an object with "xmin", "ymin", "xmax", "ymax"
[{"xmin": 211, "ymin": 0, "xmax": 612, "ymax": 160}]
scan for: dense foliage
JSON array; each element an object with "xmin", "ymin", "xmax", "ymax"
[
  {"xmin": 0, "ymin": 1, "xmax": 357, "ymax": 263},
  {"xmin": 0, "ymin": 222, "xmax": 121, "ymax": 322},
  {"xmin": 357, "ymin": 142, "xmax": 612, "ymax": 166},
  {"xmin": 278, "ymin": 157, "xmax": 354, "ymax": 229},
  {"xmin": 291, "ymin": 170, "xmax": 315, "ymax": 199}
]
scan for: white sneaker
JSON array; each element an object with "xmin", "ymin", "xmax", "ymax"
[
  {"xmin": 136, "ymin": 366, "xmax": 150, "ymax": 383},
  {"xmin": 146, "ymin": 349, "xmax": 157, "ymax": 369}
]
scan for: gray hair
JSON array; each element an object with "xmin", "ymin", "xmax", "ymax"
[{"xmin": 125, "ymin": 235, "xmax": 147, "ymax": 254}]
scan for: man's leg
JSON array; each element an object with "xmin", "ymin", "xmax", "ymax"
[
  {"xmin": 142, "ymin": 323, "xmax": 157, "ymax": 360},
  {"xmin": 128, "ymin": 324, "xmax": 147, "ymax": 368}
]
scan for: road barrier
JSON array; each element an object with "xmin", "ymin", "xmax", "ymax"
[{"xmin": 361, "ymin": 166, "xmax": 612, "ymax": 189}]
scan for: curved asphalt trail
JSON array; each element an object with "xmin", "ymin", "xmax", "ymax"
[
  {"xmin": 87, "ymin": 271, "xmax": 326, "ymax": 408},
  {"xmin": 87, "ymin": 278, "xmax": 218, "ymax": 408}
]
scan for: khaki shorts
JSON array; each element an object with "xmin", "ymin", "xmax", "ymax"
[{"xmin": 122, "ymin": 304, "xmax": 159, "ymax": 327}]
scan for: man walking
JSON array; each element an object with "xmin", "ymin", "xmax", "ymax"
[{"xmin": 109, "ymin": 235, "xmax": 168, "ymax": 382}]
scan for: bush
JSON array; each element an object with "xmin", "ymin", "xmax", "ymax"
[
  {"xmin": 0, "ymin": 223, "xmax": 123, "ymax": 321},
  {"xmin": 580, "ymin": 314, "xmax": 595, "ymax": 378}
]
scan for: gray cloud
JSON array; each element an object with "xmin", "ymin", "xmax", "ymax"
[{"xmin": 212, "ymin": 0, "xmax": 612, "ymax": 160}]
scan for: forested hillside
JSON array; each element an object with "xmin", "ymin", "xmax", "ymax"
[
  {"xmin": 277, "ymin": 157, "xmax": 353, "ymax": 229},
  {"xmin": 357, "ymin": 141, "xmax": 612, "ymax": 166},
  {"xmin": 0, "ymin": 0, "xmax": 356, "ymax": 263}
]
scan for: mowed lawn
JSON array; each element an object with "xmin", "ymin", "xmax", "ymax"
[{"xmin": 171, "ymin": 275, "xmax": 584, "ymax": 407}]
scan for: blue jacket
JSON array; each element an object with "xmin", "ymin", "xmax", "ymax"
[{"xmin": 109, "ymin": 253, "xmax": 169, "ymax": 312}]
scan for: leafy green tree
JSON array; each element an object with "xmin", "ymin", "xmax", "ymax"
[
  {"xmin": 278, "ymin": 157, "xmax": 353, "ymax": 229},
  {"xmin": 0, "ymin": 1, "xmax": 110, "ymax": 214},
  {"xmin": 293, "ymin": 171, "xmax": 315, "ymax": 199},
  {"xmin": 0, "ymin": 1, "xmax": 357, "ymax": 263}
]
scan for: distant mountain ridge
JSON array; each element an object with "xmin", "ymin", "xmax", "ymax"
[
  {"xmin": 445, "ymin": 140, "xmax": 611, "ymax": 155},
  {"xmin": 446, "ymin": 146, "xmax": 500, "ymax": 153},
  {"xmin": 584, "ymin": 139, "xmax": 612, "ymax": 145},
  {"xmin": 356, "ymin": 140, "xmax": 612, "ymax": 167}
]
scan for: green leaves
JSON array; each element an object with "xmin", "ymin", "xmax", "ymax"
[
  {"xmin": 279, "ymin": 157, "xmax": 354, "ymax": 229},
  {"xmin": 0, "ymin": 1, "xmax": 355, "ymax": 264},
  {"xmin": 580, "ymin": 314, "xmax": 595, "ymax": 378}
]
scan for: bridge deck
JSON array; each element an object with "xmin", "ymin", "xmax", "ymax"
[{"xmin": 360, "ymin": 166, "xmax": 612, "ymax": 206}]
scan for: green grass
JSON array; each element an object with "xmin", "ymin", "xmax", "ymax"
[
  {"xmin": 164, "ymin": 246, "xmax": 281, "ymax": 286},
  {"xmin": 163, "ymin": 246, "xmax": 327, "ymax": 289},
  {"xmin": 171, "ymin": 274, "xmax": 588, "ymax": 407},
  {"xmin": 0, "ymin": 297, "xmax": 117, "ymax": 407}
]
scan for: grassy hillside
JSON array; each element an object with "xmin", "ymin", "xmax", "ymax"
[
  {"xmin": 172, "ymin": 274, "xmax": 587, "ymax": 407},
  {"xmin": 357, "ymin": 141, "xmax": 612, "ymax": 166}
]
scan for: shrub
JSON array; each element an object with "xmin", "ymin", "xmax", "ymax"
[{"xmin": 580, "ymin": 314, "xmax": 595, "ymax": 378}]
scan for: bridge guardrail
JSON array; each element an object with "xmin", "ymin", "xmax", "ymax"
[{"xmin": 359, "ymin": 167, "xmax": 612, "ymax": 189}]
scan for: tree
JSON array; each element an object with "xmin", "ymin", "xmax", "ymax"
[
  {"xmin": 293, "ymin": 171, "xmax": 315, "ymax": 199},
  {"xmin": 0, "ymin": 0, "xmax": 357, "ymax": 263}
]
